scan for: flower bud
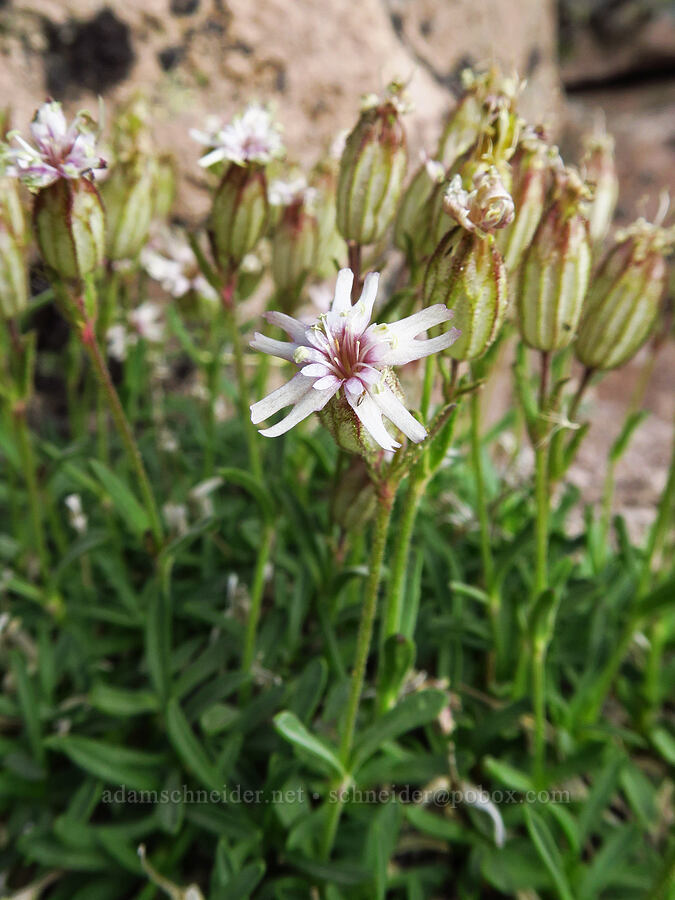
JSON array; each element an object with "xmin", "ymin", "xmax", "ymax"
[
  {"xmin": 0, "ymin": 173, "xmax": 27, "ymax": 243},
  {"xmin": 33, "ymin": 178, "xmax": 105, "ymax": 280},
  {"xmin": 332, "ymin": 457, "xmax": 376, "ymax": 530},
  {"xmin": 575, "ymin": 219, "xmax": 673, "ymax": 370},
  {"xmin": 210, "ymin": 163, "xmax": 269, "ymax": 272},
  {"xmin": 443, "ymin": 166, "xmax": 514, "ymax": 235},
  {"xmin": 271, "ymin": 196, "xmax": 319, "ymax": 311},
  {"xmin": 312, "ymin": 164, "xmax": 345, "ymax": 279},
  {"xmin": 393, "ymin": 152, "xmax": 445, "ymax": 255},
  {"xmin": 336, "ymin": 86, "xmax": 408, "ymax": 246},
  {"xmin": 517, "ymin": 168, "xmax": 592, "ymax": 351},
  {"xmin": 424, "ymin": 229, "xmax": 508, "ymax": 360},
  {"xmin": 581, "ymin": 131, "xmax": 619, "ymax": 246},
  {"xmin": 101, "ymin": 154, "xmax": 157, "ymax": 261},
  {"xmin": 496, "ymin": 127, "xmax": 556, "ymax": 272},
  {"xmin": 0, "ymin": 218, "xmax": 28, "ymax": 319}
]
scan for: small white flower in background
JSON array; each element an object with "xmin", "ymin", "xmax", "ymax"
[
  {"xmin": 159, "ymin": 428, "xmax": 179, "ymax": 453},
  {"xmin": 64, "ymin": 494, "xmax": 88, "ymax": 534},
  {"xmin": 140, "ymin": 228, "xmax": 218, "ymax": 302},
  {"xmin": 106, "ymin": 324, "xmax": 129, "ymax": 362},
  {"xmin": 462, "ymin": 784, "xmax": 506, "ymax": 848},
  {"xmin": 268, "ymin": 176, "xmax": 316, "ymax": 209},
  {"xmin": 250, "ymin": 268, "xmax": 460, "ymax": 452},
  {"xmin": 330, "ymin": 129, "xmax": 349, "ymax": 161},
  {"xmin": 189, "ymin": 476, "xmax": 223, "ymax": 518},
  {"xmin": 360, "ymin": 81, "xmax": 413, "ymax": 115},
  {"xmin": 213, "ymin": 396, "xmax": 228, "ymax": 423},
  {"xmin": 190, "ymin": 104, "xmax": 284, "ymax": 168},
  {"xmin": 129, "ymin": 301, "xmax": 165, "ymax": 344},
  {"xmin": 420, "ymin": 150, "xmax": 445, "ymax": 183},
  {"xmin": 240, "ymin": 252, "xmax": 263, "ymax": 274},
  {"xmin": 163, "ymin": 502, "xmax": 188, "ymax": 536},
  {"xmin": 5, "ymin": 99, "xmax": 106, "ymax": 190}
]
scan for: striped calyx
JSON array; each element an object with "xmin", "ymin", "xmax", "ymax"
[
  {"xmin": 424, "ymin": 229, "xmax": 508, "ymax": 361},
  {"xmin": 210, "ymin": 162, "xmax": 269, "ymax": 272},
  {"xmin": 271, "ymin": 198, "xmax": 319, "ymax": 312},
  {"xmin": 33, "ymin": 178, "xmax": 105, "ymax": 281},
  {"xmin": 101, "ymin": 154, "xmax": 157, "ymax": 261},
  {"xmin": 580, "ymin": 131, "xmax": 618, "ymax": 247},
  {"xmin": 576, "ymin": 220, "xmax": 673, "ymax": 370},
  {"xmin": 517, "ymin": 169, "xmax": 592, "ymax": 351},
  {"xmin": 336, "ymin": 92, "xmax": 408, "ymax": 246},
  {"xmin": 0, "ymin": 174, "xmax": 28, "ymax": 319}
]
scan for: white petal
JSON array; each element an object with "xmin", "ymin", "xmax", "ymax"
[
  {"xmin": 344, "ymin": 377, "xmax": 364, "ymax": 396},
  {"xmin": 347, "ymin": 391, "xmax": 400, "ymax": 452},
  {"xmin": 384, "ymin": 305, "xmax": 455, "ymax": 341},
  {"xmin": 331, "ymin": 269, "xmax": 355, "ymax": 315},
  {"xmin": 259, "ymin": 382, "xmax": 339, "ymax": 437},
  {"xmin": 379, "ymin": 327, "xmax": 461, "ymax": 366},
  {"xmin": 313, "ymin": 374, "xmax": 341, "ymax": 390},
  {"xmin": 198, "ymin": 146, "xmax": 229, "ymax": 168},
  {"xmin": 250, "ymin": 373, "xmax": 312, "ymax": 424},
  {"xmin": 370, "ymin": 385, "xmax": 427, "ymax": 443},
  {"xmin": 348, "ymin": 271, "xmax": 380, "ymax": 332},
  {"xmin": 250, "ymin": 333, "xmax": 298, "ymax": 362},
  {"xmin": 300, "ymin": 363, "xmax": 331, "ymax": 377},
  {"xmin": 264, "ymin": 311, "xmax": 309, "ymax": 343}
]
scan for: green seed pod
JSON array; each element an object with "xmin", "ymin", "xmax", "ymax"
[
  {"xmin": 271, "ymin": 199, "xmax": 319, "ymax": 311},
  {"xmin": 210, "ymin": 163, "xmax": 269, "ymax": 272},
  {"xmin": 517, "ymin": 170, "xmax": 592, "ymax": 351},
  {"xmin": 424, "ymin": 229, "xmax": 508, "ymax": 360},
  {"xmin": 393, "ymin": 154, "xmax": 445, "ymax": 255},
  {"xmin": 101, "ymin": 154, "xmax": 156, "ymax": 261},
  {"xmin": 575, "ymin": 220, "xmax": 673, "ymax": 370},
  {"xmin": 0, "ymin": 219, "xmax": 28, "ymax": 319},
  {"xmin": 319, "ymin": 367, "xmax": 405, "ymax": 461},
  {"xmin": 33, "ymin": 178, "xmax": 105, "ymax": 281},
  {"xmin": 496, "ymin": 127, "xmax": 556, "ymax": 272},
  {"xmin": 581, "ymin": 132, "xmax": 619, "ymax": 246},
  {"xmin": 153, "ymin": 154, "xmax": 176, "ymax": 221},
  {"xmin": 336, "ymin": 89, "xmax": 408, "ymax": 246},
  {"xmin": 0, "ymin": 174, "xmax": 27, "ymax": 243}
]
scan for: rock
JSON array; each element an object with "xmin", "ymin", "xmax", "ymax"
[{"xmin": 0, "ymin": 0, "xmax": 560, "ymax": 217}]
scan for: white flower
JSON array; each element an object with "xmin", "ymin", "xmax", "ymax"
[
  {"xmin": 250, "ymin": 268, "xmax": 460, "ymax": 452},
  {"xmin": 190, "ymin": 104, "xmax": 284, "ymax": 168},
  {"xmin": 140, "ymin": 228, "xmax": 218, "ymax": 302},
  {"xmin": 129, "ymin": 301, "xmax": 165, "ymax": 344},
  {"xmin": 420, "ymin": 150, "xmax": 445, "ymax": 183},
  {"xmin": 163, "ymin": 502, "xmax": 188, "ymax": 536},
  {"xmin": 189, "ymin": 476, "xmax": 223, "ymax": 518},
  {"xmin": 268, "ymin": 176, "xmax": 316, "ymax": 208},
  {"xmin": 6, "ymin": 100, "xmax": 106, "ymax": 190},
  {"xmin": 443, "ymin": 167, "xmax": 514, "ymax": 235},
  {"xmin": 64, "ymin": 494, "xmax": 88, "ymax": 534},
  {"xmin": 106, "ymin": 324, "xmax": 130, "ymax": 362}
]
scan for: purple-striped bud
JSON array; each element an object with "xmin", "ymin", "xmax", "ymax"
[
  {"xmin": 210, "ymin": 163, "xmax": 269, "ymax": 272},
  {"xmin": 0, "ymin": 218, "xmax": 28, "ymax": 319},
  {"xmin": 424, "ymin": 229, "xmax": 508, "ymax": 360},
  {"xmin": 517, "ymin": 168, "xmax": 592, "ymax": 351},
  {"xmin": 336, "ymin": 86, "xmax": 408, "ymax": 246},
  {"xmin": 581, "ymin": 131, "xmax": 619, "ymax": 246},
  {"xmin": 575, "ymin": 219, "xmax": 673, "ymax": 369},
  {"xmin": 271, "ymin": 193, "xmax": 319, "ymax": 311},
  {"xmin": 101, "ymin": 154, "xmax": 157, "ymax": 261},
  {"xmin": 33, "ymin": 178, "xmax": 105, "ymax": 281}
]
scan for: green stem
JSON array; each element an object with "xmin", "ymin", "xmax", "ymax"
[
  {"xmin": 223, "ymin": 286, "xmax": 262, "ymax": 482},
  {"xmin": 81, "ymin": 330, "xmax": 164, "ymax": 551},
  {"xmin": 13, "ymin": 406, "xmax": 50, "ymax": 581},
  {"xmin": 532, "ymin": 642, "xmax": 546, "ymax": 787},
  {"xmin": 240, "ymin": 522, "xmax": 274, "ymax": 699},
  {"xmin": 321, "ymin": 488, "xmax": 395, "ymax": 859},
  {"xmin": 534, "ymin": 440, "xmax": 550, "ymax": 598}
]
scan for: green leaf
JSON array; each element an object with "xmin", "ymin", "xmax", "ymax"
[
  {"xmin": 10, "ymin": 649, "xmax": 44, "ymax": 766},
  {"xmin": 166, "ymin": 697, "xmax": 222, "ymax": 792},
  {"xmin": 45, "ymin": 735, "xmax": 164, "ymax": 791},
  {"xmin": 365, "ymin": 799, "xmax": 402, "ymax": 900},
  {"xmin": 523, "ymin": 807, "xmax": 574, "ymax": 900},
  {"xmin": 650, "ymin": 726, "xmax": 675, "ymax": 765},
  {"xmin": 145, "ymin": 576, "xmax": 172, "ymax": 702},
  {"xmin": 90, "ymin": 460, "xmax": 149, "ymax": 536},
  {"xmin": 482, "ymin": 757, "xmax": 533, "ymax": 793},
  {"xmin": 220, "ymin": 861, "xmax": 266, "ymax": 899},
  {"xmin": 89, "ymin": 683, "xmax": 159, "ymax": 717},
  {"xmin": 160, "ymin": 516, "xmax": 219, "ymax": 563},
  {"xmin": 404, "ymin": 805, "xmax": 473, "ymax": 844},
  {"xmin": 351, "ymin": 689, "xmax": 447, "ymax": 772},
  {"xmin": 219, "ymin": 466, "xmax": 274, "ymax": 521},
  {"xmin": 609, "ymin": 410, "xmax": 648, "ymax": 463},
  {"xmin": 578, "ymin": 825, "xmax": 640, "ymax": 899},
  {"xmin": 376, "ymin": 635, "xmax": 415, "ymax": 713},
  {"xmin": 577, "ymin": 752, "xmax": 624, "ymax": 844},
  {"xmin": 287, "ymin": 658, "xmax": 328, "ymax": 724},
  {"xmin": 273, "ymin": 711, "xmax": 344, "ymax": 777}
]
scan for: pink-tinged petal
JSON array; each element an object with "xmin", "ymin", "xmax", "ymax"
[
  {"xmin": 264, "ymin": 310, "xmax": 308, "ymax": 343},
  {"xmin": 249, "ymin": 333, "xmax": 298, "ymax": 362},
  {"xmin": 370, "ymin": 385, "xmax": 427, "ymax": 443},
  {"xmin": 300, "ymin": 362, "xmax": 331, "ymax": 378},
  {"xmin": 259, "ymin": 382, "xmax": 340, "ymax": 437},
  {"xmin": 198, "ymin": 146, "xmax": 229, "ymax": 168},
  {"xmin": 347, "ymin": 391, "xmax": 400, "ymax": 452},
  {"xmin": 344, "ymin": 377, "xmax": 364, "ymax": 396},
  {"xmin": 313, "ymin": 374, "xmax": 341, "ymax": 391},
  {"xmin": 382, "ymin": 305, "xmax": 455, "ymax": 341},
  {"xmin": 250, "ymin": 373, "xmax": 312, "ymax": 424},
  {"xmin": 330, "ymin": 268, "xmax": 355, "ymax": 315},
  {"xmin": 379, "ymin": 328, "xmax": 461, "ymax": 366},
  {"xmin": 348, "ymin": 271, "xmax": 379, "ymax": 332}
]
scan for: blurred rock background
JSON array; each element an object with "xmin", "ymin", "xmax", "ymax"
[{"xmin": 0, "ymin": 0, "xmax": 673, "ymax": 535}]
